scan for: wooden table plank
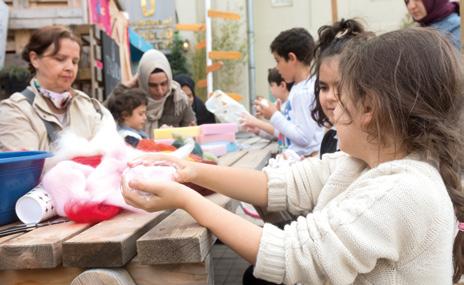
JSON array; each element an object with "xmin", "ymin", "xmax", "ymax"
[
  {"xmin": 0, "ymin": 221, "xmax": 90, "ymax": 270},
  {"xmin": 217, "ymin": 149, "xmax": 247, "ymax": 166},
  {"xmin": 62, "ymin": 210, "xmax": 171, "ymax": 268},
  {"xmin": 0, "ymin": 267, "xmax": 83, "ymax": 285},
  {"xmin": 136, "ymin": 194, "xmax": 238, "ymax": 265},
  {"xmin": 232, "ymin": 143, "xmax": 275, "ymax": 170},
  {"xmin": 127, "ymin": 254, "xmax": 213, "ymax": 285}
]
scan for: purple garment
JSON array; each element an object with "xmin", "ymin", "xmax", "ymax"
[{"xmin": 413, "ymin": 0, "xmax": 460, "ymax": 26}]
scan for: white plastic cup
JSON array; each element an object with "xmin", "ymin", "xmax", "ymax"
[{"xmin": 15, "ymin": 185, "xmax": 57, "ymax": 224}]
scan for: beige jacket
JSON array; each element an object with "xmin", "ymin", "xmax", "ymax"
[{"xmin": 0, "ymin": 82, "xmax": 112, "ymax": 151}]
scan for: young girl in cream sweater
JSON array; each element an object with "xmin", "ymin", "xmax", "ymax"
[{"xmin": 121, "ymin": 28, "xmax": 464, "ymax": 284}]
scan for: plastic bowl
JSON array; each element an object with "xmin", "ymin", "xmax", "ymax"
[{"xmin": 0, "ymin": 151, "xmax": 53, "ymax": 225}]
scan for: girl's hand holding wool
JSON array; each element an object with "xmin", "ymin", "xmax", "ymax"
[
  {"xmin": 122, "ymin": 153, "xmax": 201, "ymax": 212},
  {"xmin": 128, "ymin": 153, "xmax": 197, "ymax": 184},
  {"xmin": 121, "ymin": 175, "xmax": 198, "ymax": 212}
]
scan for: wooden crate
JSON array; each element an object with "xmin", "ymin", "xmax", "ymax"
[
  {"xmin": 5, "ymin": 0, "xmax": 87, "ymax": 30},
  {"xmin": 4, "ymin": 0, "xmax": 88, "ymax": 61},
  {"xmin": 72, "ymin": 24, "xmax": 105, "ymax": 102}
]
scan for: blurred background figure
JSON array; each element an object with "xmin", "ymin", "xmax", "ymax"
[
  {"xmin": 109, "ymin": 50, "xmax": 196, "ymax": 138},
  {"xmin": 404, "ymin": 0, "xmax": 460, "ymax": 49},
  {"xmin": 240, "ymin": 68, "xmax": 292, "ymax": 142},
  {"xmin": 174, "ymin": 74, "xmax": 216, "ymax": 125}
]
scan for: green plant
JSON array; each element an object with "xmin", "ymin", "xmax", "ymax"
[
  {"xmin": 167, "ymin": 31, "xmax": 190, "ymax": 76},
  {"xmin": 0, "ymin": 66, "xmax": 31, "ymax": 100},
  {"xmin": 189, "ymin": 3, "xmax": 247, "ymax": 102},
  {"xmin": 211, "ymin": 6, "xmax": 247, "ymax": 96},
  {"xmin": 0, "ymin": 66, "xmax": 31, "ymax": 80},
  {"xmin": 190, "ymin": 32, "xmax": 207, "ymax": 100}
]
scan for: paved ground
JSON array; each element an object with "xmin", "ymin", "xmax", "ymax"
[
  {"xmin": 212, "ymin": 243, "xmax": 250, "ymax": 285},
  {"xmin": 212, "ymin": 204, "xmax": 263, "ymax": 285}
]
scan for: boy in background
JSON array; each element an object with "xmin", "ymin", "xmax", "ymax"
[
  {"xmin": 241, "ymin": 68, "xmax": 292, "ymax": 144},
  {"xmin": 257, "ymin": 27, "xmax": 323, "ymax": 157}
]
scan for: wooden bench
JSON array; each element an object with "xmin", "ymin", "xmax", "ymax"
[{"xmin": 0, "ymin": 136, "xmax": 276, "ymax": 285}]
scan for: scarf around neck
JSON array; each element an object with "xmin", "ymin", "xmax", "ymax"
[{"xmin": 34, "ymin": 79, "xmax": 72, "ymax": 109}]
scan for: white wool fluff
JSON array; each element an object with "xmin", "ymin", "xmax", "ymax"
[
  {"xmin": 41, "ymin": 125, "xmax": 195, "ymax": 217},
  {"xmin": 42, "ymin": 125, "xmax": 146, "ymax": 215}
]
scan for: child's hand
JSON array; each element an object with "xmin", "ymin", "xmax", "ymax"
[
  {"xmin": 239, "ymin": 113, "xmax": 259, "ymax": 134},
  {"xmin": 159, "ymin": 124, "xmax": 173, "ymax": 129},
  {"xmin": 129, "ymin": 153, "xmax": 197, "ymax": 184},
  {"xmin": 122, "ymin": 177, "xmax": 196, "ymax": 212},
  {"xmin": 254, "ymin": 98, "xmax": 277, "ymax": 120},
  {"xmin": 275, "ymin": 99, "xmax": 282, "ymax": 111},
  {"xmin": 239, "ymin": 113, "xmax": 259, "ymax": 127}
]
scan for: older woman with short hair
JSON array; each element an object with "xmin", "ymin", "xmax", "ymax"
[{"xmin": 0, "ymin": 25, "xmax": 113, "ymax": 151}]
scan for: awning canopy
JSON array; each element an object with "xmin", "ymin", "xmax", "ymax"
[{"xmin": 129, "ymin": 27, "xmax": 153, "ymax": 62}]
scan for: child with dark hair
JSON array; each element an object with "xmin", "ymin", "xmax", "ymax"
[
  {"xmin": 107, "ymin": 88, "xmax": 148, "ymax": 144},
  {"xmin": 0, "ymin": 25, "xmax": 113, "ymax": 151},
  {"xmin": 311, "ymin": 19, "xmax": 368, "ymax": 158},
  {"xmin": 241, "ymin": 68, "xmax": 292, "ymax": 141},
  {"xmin": 122, "ymin": 27, "xmax": 464, "ymax": 284},
  {"xmin": 255, "ymin": 27, "xmax": 323, "ymax": 157}
]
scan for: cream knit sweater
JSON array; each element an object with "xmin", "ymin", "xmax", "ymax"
[{"xmin": 254, "ymin": 152, "xmax": 456, "ymax": 285}]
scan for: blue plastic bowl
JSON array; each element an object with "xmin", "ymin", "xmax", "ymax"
[{"xmin": 0, "ymin": 151, "xmax": 53, "ymax": 225}]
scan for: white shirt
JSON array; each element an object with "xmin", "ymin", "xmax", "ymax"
[{"xmin": 270, "ymin": 76, "xmax": 323, "ymax": 156}]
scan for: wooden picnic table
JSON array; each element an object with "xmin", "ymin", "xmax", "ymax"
[{"xmin": 0, "ymin": 136, "xmax": 277, "ymax": 285}]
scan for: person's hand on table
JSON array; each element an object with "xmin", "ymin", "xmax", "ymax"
[
  {"xmin": 240, "ymin": 113, "xmax": 261, "ymax": 134},
  {"xmin": 159, "ymin": 124, "xmax": 173, "ymax": 129}
]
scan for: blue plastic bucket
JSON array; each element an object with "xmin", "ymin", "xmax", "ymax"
[{"xmin": 0, "ymin": 151, "xmax": 53, "ymax": 225}]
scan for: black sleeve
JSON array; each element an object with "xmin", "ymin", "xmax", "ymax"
[{"xmin": 193, "ymin": 96, "xmax": 216, "ymax": 125}]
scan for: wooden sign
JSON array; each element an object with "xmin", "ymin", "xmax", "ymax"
[
  {"xmin": 226, "ymin": 92, "xmax": 242, "ymax": 101},
  {"xmin": 331, "ymin": 0, "xmax": 338, "ymax": 24},
  {"xmin": 195, "ymin": 40, "xmax": 206, "ymax": 49},
  {"xmin": 206, "ymin": 61, "xmax": 223, "ymax": 73},
  {"xmin": 175, "ymin": 23, "xmax": 205, "ymax": 32},
  {"xmin": 197, "ymin": 79, "xmax": 207, "ymax": 88},
  {"xmin": 208, "ymin": 51, "xmax": 241, "ymax": 60},
  {"xmin": 207, "ymin": 9, "xmax": 240, "ymax": 20}
]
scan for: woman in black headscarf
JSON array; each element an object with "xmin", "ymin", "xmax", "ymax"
[{"xmin": 174, "ymin": 74, "xmax": 216, "ymax": 125}]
